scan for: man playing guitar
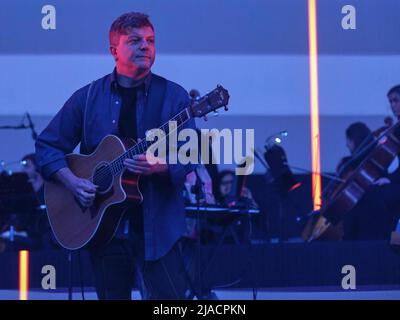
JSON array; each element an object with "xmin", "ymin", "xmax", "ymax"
[{"xmin": 36, "ymin": 12, "xmax": 196, "ymax": 299}]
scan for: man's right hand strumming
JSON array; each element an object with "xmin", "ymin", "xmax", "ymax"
[{"xmin": 54, "ymin": 167, "xmax": 97, "ymax": 208}]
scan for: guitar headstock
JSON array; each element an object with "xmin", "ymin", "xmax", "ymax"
[{"xmin": 189, "ymin": 85, "xmax": 230, "ymax": 119}]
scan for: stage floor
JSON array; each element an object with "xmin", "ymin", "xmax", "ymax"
[
  {"xmin": 2, "ymin": 241, "xmax": 400, "ymax": 291},
  {"xmin": 2, "ymin": 286, "xmax": 400, "ymax": 300}
]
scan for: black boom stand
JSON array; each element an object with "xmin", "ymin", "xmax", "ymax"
[{"xmin": 191, "ymin": 169, "xmax": 205, "ymax": 299}]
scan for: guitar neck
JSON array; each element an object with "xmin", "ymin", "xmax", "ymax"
[{"xmin": 110, "ymin": 107, "xmax": 192, "ymax": 175}]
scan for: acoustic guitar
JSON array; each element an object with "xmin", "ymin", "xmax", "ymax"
[{"xmin": 44, "ymin": 85, "xmax": 230, "ymax": 250}]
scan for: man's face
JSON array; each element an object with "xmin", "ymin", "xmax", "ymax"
[
  {"xmin": 388, "ymin": 92, "xmax": 400, "ymax": 118},
  {"xmin": 111, "ymin": 26, "xmax": 155, "ymax": 75}
]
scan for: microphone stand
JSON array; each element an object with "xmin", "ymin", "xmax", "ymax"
[
  {"xmin": 191, "ymin": 168, "xmax": 205, "ymax": 299},
  {"xmin": 0, "ymin": 124, "xmax": 27, "ymax": 130},
  {"xmin": 25, "ymin": 112, "xmax": 38, "ymax": 141},
  {"xmin": 0, "ymin": 112, "xmax": 38, "ymax": 141}
]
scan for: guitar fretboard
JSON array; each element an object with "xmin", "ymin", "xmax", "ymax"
[{"xmin": 109, "ymin": 108, "xmax": 191, "ymax": 175}]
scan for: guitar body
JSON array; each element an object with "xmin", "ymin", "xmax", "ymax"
[{"xmin": 44, "ymin": 135, "xmax": 142, "ymax": 250}]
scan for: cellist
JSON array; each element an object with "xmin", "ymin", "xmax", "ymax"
[{"xmin": 340, "ymin": 86, "xmax": 400, "ymax": 240}]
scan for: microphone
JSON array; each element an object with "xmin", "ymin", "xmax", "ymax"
[{"xmin": 25, "ymin": 112, "xmax": 38, "ymax": 141}]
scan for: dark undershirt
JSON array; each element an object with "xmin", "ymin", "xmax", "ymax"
[
  {"xmin": 118, "ymin": 84, "xmax": 138, "ymax": 140},
  {"xmin": 117, "ymin": 82, "xmax": 143, "ymax": 236}
]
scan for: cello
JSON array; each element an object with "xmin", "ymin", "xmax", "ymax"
[{"xmin": 303, "ymin": 117, "xmax": 400, "ymax": 241}]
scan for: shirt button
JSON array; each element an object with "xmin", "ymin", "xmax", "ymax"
[
  {"xmin": 115, "ymin": 101, "xmax": 119, "ymax": 105},
  {"xmin": 112, "ymin": 120, "xmax": 116, "ymax": 124}
]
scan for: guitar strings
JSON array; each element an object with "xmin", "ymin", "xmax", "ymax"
[
  {"xmin": 92, "ymin": 108, "xmax": 190, "ymax": 186},
  {"xmin": 94, "ymin": 108, "xmax": 188, "ymax": 182},
  {"xmin": 106, "ymin": 108, "xmax": 188, "ymax": 177}
]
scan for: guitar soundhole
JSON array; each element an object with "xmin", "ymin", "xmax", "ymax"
[{"xmin": 93, "ymin": 163, "xmax": 113, "ymax": 194}]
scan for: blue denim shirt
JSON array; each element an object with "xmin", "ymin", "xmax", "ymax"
[{"xmin": 35, "ymin": 69, "xmax": 196, "ymax": 260}]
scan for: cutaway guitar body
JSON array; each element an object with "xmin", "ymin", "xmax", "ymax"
[{"xmin": 45, "ymin": 135, "xmax": 142, "ymax": 250}]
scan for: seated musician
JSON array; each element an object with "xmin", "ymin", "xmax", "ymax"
[
  {"xmin": 215, "ymin": 170, "xmax": 258, "ymax": 208},
  {"xmin": 21, "ymin": 154, "xmax": 44, "ymax": 203},
  {"xmin": 387, "ymin": 85, "xmax": 400, "ymax": 181},
  {"xmin": 207, "ymin": 170, "xmax": 258, "ymax": 245},
  {"xmin": 0, "ymin": 154, "xmax": 55, "ymax": 251},
  {"xmin": 336, "ymin": 122, "xmax": 374, "ymax": 174},
  {"xmin": 20, "ymin": 154, "xmax": 59, "ymax": 249},
  {"xmin": 341, "ymin": 118, "xmax": 400, "ymax": 241}
]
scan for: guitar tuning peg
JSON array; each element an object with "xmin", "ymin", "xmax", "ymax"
[
  {"xmin": 224, "ymin": 105, "xmax": 229, "ymax": 111},
  {"xmin": 203, "ymin": 115, "xmax": 208, "ymax": 121},
  {"xmin": 213, "ymin": 111, "xmax": 219, "ymax": 117}
]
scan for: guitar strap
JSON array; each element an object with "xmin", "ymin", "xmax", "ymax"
[
  {"xmin": 139, "ymin": 74, "xmax": 167, "ymax": 138},
  {"xmin": 82, "ymin": 80, "xmax": 95, "ymax": 153}
]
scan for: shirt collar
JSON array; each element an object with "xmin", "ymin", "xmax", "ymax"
[{"xmin": 110, "ymin": 68, "xmax": 152, "ymax": 94}]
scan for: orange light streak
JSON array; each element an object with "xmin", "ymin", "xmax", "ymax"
[
  {"xmin": 308, "ymin": 0, "xmax": 322, "ymax": 210},
  {"xmin": 19, "ymin": 250, "xmax": 29, "ymax": 300}
]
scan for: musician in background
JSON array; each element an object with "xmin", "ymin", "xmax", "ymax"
[
  {"xmin": 194, "ymin": 170, "xmax": 257, "ymax": 245},
  {"xmin": 20, "ymin": 154, "xmax": 45, "ymax": 248},
  {"xmin": 344, "ymin": 122, "xmax": 372, "ymax": 155},
  {"xmin": 387, "ymin": 85, "xmax": 400, "ymax": 181},
  {"xmin": 215, "ymin": 170, "xmax": 258, "ymax": 208},
  {"xmin": 388, "ymin": 85, "xmax": 400, "ymax": 120},
  {"xmin": 36, "ymin": 12, "xmax": 195, "ymax": 299},
  {"xmin": 341, "ymin": 119, "xmax": 400, "ymax": 241},
  {"xmin": 20, "ymin": 154, "xmax": 58, "ymax": 250},
  {"xmin": 336, "ymin": 122, "xmax": 373, "ymax": 174},
  {"xmin": 1, "ymin": 154, "xmax": 52, "ymax": 251},
  {"xmin": 215, "ymin": 170, "xmax": 235, "ymax": 204},
  {"xmin": 21, "ymin": 154, "xmax": 44, "ymax": 201}
]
